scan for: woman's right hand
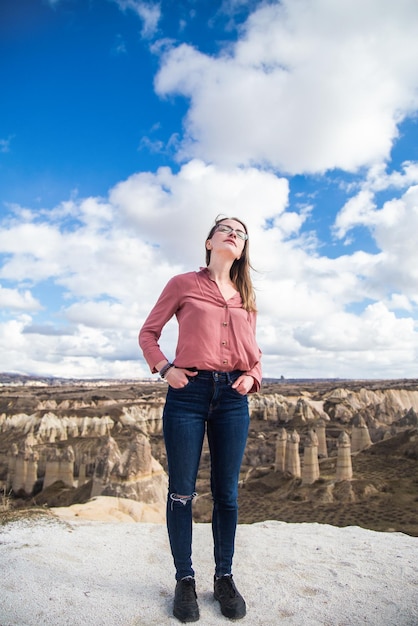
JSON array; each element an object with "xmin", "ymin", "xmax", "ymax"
[{"xmin": 165, "ymin": 366, "xmax": 198, "ymax": 388}]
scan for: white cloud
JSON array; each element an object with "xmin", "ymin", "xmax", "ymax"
[
  {"xmin": 334, "ymin": 180, "xmax": 418, "ymax": 302},
  {"xmin": 0, "ymin": 316, "xmax": 31, "ymax": 353},
  {"xmin": 109, "ymin": 159, "xmax": 290, "ymax": 267},
  {"xmin": 65, "ymin": 301, "xmax": 138, "ymax": 330},
  {"xmin": 0, "ymin": 314, "xmax": 147, "ymax": 380},
  {"xmin": 113, "ymin": 0, "xmax": 161, "ymax": 38},
  {"xmin": 334, "ymin": 190, "xmax": 377, "ymax": 238},
  {"xmin": 0, "ymin": 162, "xmax": 289, "ymax": 377},
  {"xmin": 0, "ymin": 286, "xmax": 41, "ymax": 312},
  {"xmin": 155, "ymin": 0, "xmax": 418, "ymax": 174},
  {"xmin": 260, "ymin": 301, "xmax": 418, "ymax": 380},
  {"xmin": 365, "ymin": 161, "xmax": 418, "ymax": 193},
  {"xmin": 295, "ymin": 302, "xmax": 415, "ymax": 352},
  {"xmin": 1, "ymin": 159, "xmax": 418, "ymax": 380}
]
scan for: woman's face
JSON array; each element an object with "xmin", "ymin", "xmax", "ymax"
[{"xmin": 208, "ymin": 219, "xmax": 247, "ymax": 259}]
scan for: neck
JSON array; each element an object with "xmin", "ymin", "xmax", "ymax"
[{"xmin": 207, "ymin": 258, "xmax": 234, "ymax": 283}]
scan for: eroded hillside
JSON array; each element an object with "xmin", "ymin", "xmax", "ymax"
[{"xmin": 1, "ymin": 377, "xmax": 417, "ymax": 535}]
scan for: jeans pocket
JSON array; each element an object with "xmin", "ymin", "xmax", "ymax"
[
  {"xmin": 228, "ymin": 383, "xmax": 247, "ymax": 398},
  {"xmin": 169, "ymin": 378, "xmax": 193, "ymax": 391}
]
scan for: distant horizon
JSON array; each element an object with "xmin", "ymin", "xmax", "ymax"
[{"xmin": 2, "ymin": 371, "xmax": 418, "ymax": 386}]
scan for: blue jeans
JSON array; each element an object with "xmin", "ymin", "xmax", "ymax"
[{"xmin": 163, "ymin": 370, "xmax": 250, "ymax": 581}]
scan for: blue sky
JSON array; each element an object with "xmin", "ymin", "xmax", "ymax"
[{"xmin": 1, "ymin": 0, "xmax": 418, "ymax": 380}]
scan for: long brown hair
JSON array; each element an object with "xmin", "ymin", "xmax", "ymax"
[{"xmin": 205, "ymin": 215, "xmax": 256, "ymax": 312}]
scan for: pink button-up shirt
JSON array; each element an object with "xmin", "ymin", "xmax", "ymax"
[{"xmin": 139, "ymin": 268, "xmax": 262, "ymax": 392}]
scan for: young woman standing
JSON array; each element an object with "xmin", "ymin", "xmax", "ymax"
[{"xmin": 139, "ymin": 216, "xmax": 261, "ymax": 622}]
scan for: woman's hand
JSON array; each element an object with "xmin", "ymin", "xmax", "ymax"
[
  {"xmin": 165, "ymin": 366, "xmax": 198, "ymax": 389},
  {"xmin": 231, "ymin": 374, "xmax": 254, "ymax": 395}
]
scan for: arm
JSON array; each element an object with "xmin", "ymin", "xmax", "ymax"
[
  {"xmin": 139, "ymin": 274, "xmax": 201, "ymax": 385},
  {"xmin": 232, "ymin": 364, "xmax": 261, "ymax": 394},
  {"xmin": 138, "ymin": 277, "xmax": 180, "ymax": 373},
  {"xmin": 232, "ymin": 310, "xmax": 262, "ymax": 393}
]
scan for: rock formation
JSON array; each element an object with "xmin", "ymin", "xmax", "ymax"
[
  {"xmin": 12, "ymin": 445, "xmax": 27, "ymax": 494},
  {"xmin": 351, "ymin": 414, "xmax": 372, "ymax": 452},
  {"xmin": 11, "ymin": 438, "xmax": 38, "ymax": 495},
  {"xmin": 60, "ymin": 446, "xmax": 75, "ymax": 487},
  {"xmin": 43, "ymin": 446, "xmax": 75, "ymax": 489},
  {"xmin": 285, "ymin": 430, "xmax": 301, "ymax": 478},
  {"xmin": 323, "ymin": 386, "xmax": 418, "ymax": 427},
  {"xmin": 2, "ymin": 377, "xmax": 418, "ymax": 522},
  {"xmin": 302, "ymin": 430, "xmax": 320, "ymax": 485},
  {"xmin": 336, "ymin": 431, "xmax": 353, "ymax": 481},
  {"xmin": 77, "ymin": 453, "xmax": 90, "ymax": 487},
  {"xmin": 249, "ymin": 392, "xmax": 328, "ymax": 423},
  {"xmin": 274, "ymin": 428, "xmax": 287, "ymax": 472},
  {"xmin": 91, "ymin": 438, "xmax": 121, "ymax": 498},
  {"xmin": 91, "ymin": 435, "xmax": 167, "ymax": 508},
  {"xmin": 24, "ymin": 449, "xmax": 39, "ymax": 495},
  {"xmin": 6, "ymin": 443, "xmax": 18, "ymax": 491},
  {"xmin": 43, "ymin": 448, "xmax": 61, "ymax": 489},
  {"xmin": 315, "ymin": 419, "xmax": 328, "ymax": 458}
]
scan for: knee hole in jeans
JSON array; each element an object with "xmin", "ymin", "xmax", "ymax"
[{"xmin": 169, "ymin": 492, "xmax": 197, "ymax": 510}]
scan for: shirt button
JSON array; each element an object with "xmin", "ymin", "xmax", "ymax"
[
  {"xmin": 222, "ymin": 322, "xmax": 228, "ymax": 326},
  {"xmin": 221, "ymin": 341, "xmax": 227, "ymax": 346},
  {"xmin": 222, "ymin": 359, "xmax": 228, "ymax": 365}
]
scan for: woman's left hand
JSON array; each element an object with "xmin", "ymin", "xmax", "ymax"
[{"xmin": 231, "ymin": 374, "xmax": 254, "ymax": 395}]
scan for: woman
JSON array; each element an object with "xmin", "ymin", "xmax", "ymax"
[{"xmin": 139, "ymin": 216, "xmax": 262, "ymax": 623}]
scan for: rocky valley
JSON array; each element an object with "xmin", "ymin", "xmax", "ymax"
[{"xmin": 1, "ymin": 375, "xmax": 417, "ymax": 535}]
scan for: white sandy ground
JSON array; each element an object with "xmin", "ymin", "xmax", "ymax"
[{"xmin": 0, "ymin": 515, "xmax": 418, "ymax": 626}]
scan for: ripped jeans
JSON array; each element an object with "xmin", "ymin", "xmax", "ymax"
[{"xmin": 163, "ymin": 370, "xmax": 250, "ymax": 581}]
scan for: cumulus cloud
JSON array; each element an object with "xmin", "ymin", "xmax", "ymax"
[
  {"xmin": 109, "ymin": 159, "xmax": 290, "ymax": 267},
  {"xmin": 0, "ymin": 162, "xmax": 290, "ymax": 377},
  {"xmin": 1, "ymin": 158, "xmax": 418, "ymax": 379},
  {"xmin": 155, "ymin": 0, "xmax": 418, "ymax": 173},
  {"xmin": 365, "ymin": 161, "xmax": 418, "ymax": 192},
  {"xmin": 0, "ymin": 286, "xmax": 41, "ymax": 312},
  {"xmin": 288, "ymin": 302, "xmax": 418, "ymax": 379},
  {"xmin": 334, "ymin": 179, "xmax": 418, "ymax": 305}
]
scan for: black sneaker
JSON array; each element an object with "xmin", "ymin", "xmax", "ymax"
[
  {"xmin": 214, "ymin": 574, "xmax": 246, "ymax": 620},
  {"xmin": 173, "ymin": 577, "xmax": 200, "ymax": 623}
]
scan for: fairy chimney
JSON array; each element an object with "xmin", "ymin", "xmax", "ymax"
[
  {"xmin": 351, "ymin": 414, "xmax": 372, "ymax": 452},
  {"xmin": 43, "ymin": 448, "xmax": 61, "ymax": 489},
  {"xmin": 6, "ymin": 443, "xmax": 18, "ymax": 491},
  {"xmin": 315, "ymin": 419, "xmax": 328, "ymax": 458},
  {"xmin": 274, "ymin": 428, "xmax": 287, "ymax": 473},
  {"xmin": 302, "ymin": 430, "xmax": 320, "ymax": 485},
  {"xmin": 285, "ymin": 430, "xmax": 301, "ymax": 478},
  {"xmin": 24, "ymin": 449, "xmax": 39, "ymax": 495},
  {"xmin": 12, "ymin": 438, "xmax": 33, "ymax": 494},
  {"xmin": 59, "ymin": 446, "xmax": 75, "ymax": 487},
  {"xmin": 336, "ymin": 431, "xmax": 353, "ymax": 481}
]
